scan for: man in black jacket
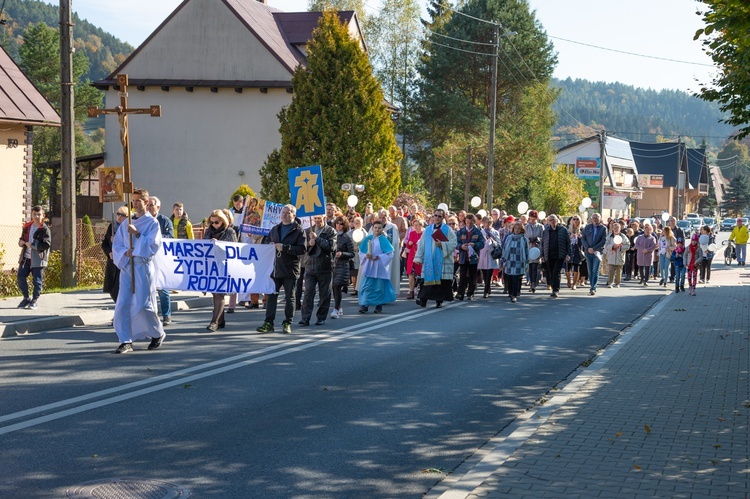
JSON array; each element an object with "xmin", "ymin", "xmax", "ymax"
[
  {"xmin": 17, "ymin": 206, "xmax": 51, "ymax": 310},
  {"xmin": 256, "ymin": 205, "xmax": 307, "ymax": 334},
  {"xmin": 541, "ymin": 214, "xmax": 571, "ymax": 298},
  {"xmin": 300, "ymin": 214, "xmax": 337, "ymax": 326}
]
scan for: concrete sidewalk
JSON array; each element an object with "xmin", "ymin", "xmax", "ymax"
[
  {"xmin": 436, "ymin": 264, "xmax": 750, "ymax": 498},
  {"xmin": 0, "ymin": 289, "xmax": 212, "ymax": 338}
]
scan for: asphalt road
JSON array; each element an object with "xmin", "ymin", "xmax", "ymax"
[{"xmin": 0, "ymin": 277, "xmax": 670, "ymax": 498}]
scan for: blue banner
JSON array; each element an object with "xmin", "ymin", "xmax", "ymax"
[{"xmin": 288, "ymin": 165, "xmax": 325, "ymax": 217}]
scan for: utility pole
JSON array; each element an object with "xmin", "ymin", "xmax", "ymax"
[
  {"xmin": 487, "ymin": 23, "xmax": 498, "ymax": 210},
  {"xmin": 60, "ymin": 0, "xmax": 77, "ymax": 287}
]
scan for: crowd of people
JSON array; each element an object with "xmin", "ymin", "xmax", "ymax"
[{"xmin": 21, "ymin": 188, "xmax": 743, "ymax": 354}]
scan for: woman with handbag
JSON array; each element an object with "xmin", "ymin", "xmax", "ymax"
[
  {"xmin": 478, "ymin": 216, "xmax": 501, "ymax": 298},
  {"xmin": 404, "ymin": 216, "xmax": 425, "ymax": 299},
  {"xmin": 203, "ymin": 210, "xmax": 236, "ymax": 331}
]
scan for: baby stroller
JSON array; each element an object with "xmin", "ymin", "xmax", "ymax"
[{"xmin": 723, "ymin": 239, "xmax": 736, "ymax": 265}]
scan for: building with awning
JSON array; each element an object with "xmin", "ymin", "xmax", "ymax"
[
  {"xmin": 630, "ymin": 141, "xmax": 707, "ymax": 219},
  {"xmin": 554, "ymin": 134, "xmax": 642, "ymax": 219},
  {"xmin": 0, "ymin": 45, "xmax": 60, "ymax": 269}
]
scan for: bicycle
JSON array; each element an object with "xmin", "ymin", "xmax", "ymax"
[{"xmin": 723, "ymin": 239, "xmax": 736, "ymax": 265}]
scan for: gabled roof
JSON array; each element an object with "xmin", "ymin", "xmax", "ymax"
[
  {"xmin": 274, "ymin": 11, "xmax": 357, "ymax": 45},
  {"xmin": 93, "ymin": 0, "xmax": 361, "ymax": 89},
  {"xmin": 0, "ymin": 46, "xmax": 60, "ymax": 126},
  {"xmin": 686, "ymin": 148, "xmax": 708, "ymax": 188},
  {"xmin": 630, "ymin": 141, "xmax": 683, "ymax": 187}
]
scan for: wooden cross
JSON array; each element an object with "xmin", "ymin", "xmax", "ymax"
[{"xmin": 88, "ymin": 73, "xmax": 162, "ymax": 292}]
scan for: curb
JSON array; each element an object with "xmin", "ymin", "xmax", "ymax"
[
  {"xmin": 427, "ymin": 290, "xmax": 675, "ymax": 499},
  {"xmin": 0, "ymin": 296, "xmax": 214, "ymax": 339}
]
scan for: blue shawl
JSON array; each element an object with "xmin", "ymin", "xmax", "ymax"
[{"xmin": 422, "ymin": 223, "xmax": 451, "ymax": 285}]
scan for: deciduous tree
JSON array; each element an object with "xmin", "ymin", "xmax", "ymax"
[{"xmin": 694, "ymin": 1, "xmax": 750, "ymax": 139}]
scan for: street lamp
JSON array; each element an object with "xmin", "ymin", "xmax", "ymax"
[{"xmin": 341, "ymin": 182, "xmax": 365, "ymax": 207}]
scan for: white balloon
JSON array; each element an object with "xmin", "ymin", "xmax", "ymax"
[
  {"xmin": 581, "ymin": 197, "xmax": 592, "ymax": 208},
  {"xmin": 538, "ymin": 211, "xmax": 546, "ymax": 220},
  {"xmin": 700, "ymin": 245, "xmax": 709, "ymax": 252},
  {"xmin": 347, "ymin": 194, "xmax": 358, "ymax": 207},
  {"xmin": 437, "ymin": 203, "xmax": 449, "ymax": 212},
  {"xmin": 352, "ymin": 228, "xmax": 366, "ymax": 243},
  {"xmin": 708, "ymin": 243, "xmax": 718, "ymax": 252},
  {"xmin": 661, "ymin": 212, "xmax": 670, "ymax": 222},
  {"xmin": 470, "ymin": 196, "xmax": 482, "ymax": 208},
  {"xmin": 517, "ymin": 201, "xmax": 529, "ymax": 214},
  {"xmin": 578, "ymin": 205, "xmax": 585, "ymax": 212},
  {"xmin": 613, "ymin": 235, "xmax": 623, "ymax": 245},
  {"xmin": 528, "ymin": 247, "xmax": 541, "ymax": 260},
  {"xmin": 699, "ymin": 234, "xmax": 709, "ymax": 246},
  {"xmin": 477, "ymin": 209, "xmax": 487, "ymax": 218}
]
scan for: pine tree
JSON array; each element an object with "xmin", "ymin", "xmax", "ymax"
[
  {"xmin": 720, "ymin": 172, "xmax": 750, "ymax": 217},
  {"xmin": 260, "ymin": 11, "xmax": 402, "ymax": 209},
  {"xmin": 18, "ymin": 22, "xmax": 103, "ymax": 208}
]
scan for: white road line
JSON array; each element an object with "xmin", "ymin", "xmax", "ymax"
[{"xmin": 0, "ymin": 302, "xmax": 459, "ymax": 436}]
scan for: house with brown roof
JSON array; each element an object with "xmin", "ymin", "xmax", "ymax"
[
  {"xmin": 93, "ymin": 0, "xmax": 365, "ymax": 219},
  {"xmin": 0, "ymin": 46, "xmax": 60, "ymax": 267}
]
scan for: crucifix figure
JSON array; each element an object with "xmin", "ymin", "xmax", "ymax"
[{"xmin": 88, "ymin": 73, "xmax": 161, "ymax": 292}]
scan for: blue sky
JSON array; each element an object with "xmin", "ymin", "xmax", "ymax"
[{"xmin": 73, "ymin": 0, "xmax": 716, "ymax": 93}]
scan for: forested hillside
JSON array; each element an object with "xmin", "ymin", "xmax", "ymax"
[
  {"xmin": 551, "ymin": 78, "xmax": 734, "ymax": 149},
  {"xmin": 0, "ymin": 0, "xmax": 133, "ymax": 82}
]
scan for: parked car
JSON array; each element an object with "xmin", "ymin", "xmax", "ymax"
[
  {"xmin": 702, "ymin": 217, "xmax": 719, "ymax": 233},
  {"xmin": 676, "ymin": 219, "xmax": 693, "ymax": 240},
  {"xmin": 721, "ymin": 218, "xmax": 737, "ymax": 231}
]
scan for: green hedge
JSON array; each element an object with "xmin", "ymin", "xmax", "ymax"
[{"xmin": 1, "ymin": 250, "xmax": 105, "ymax": 299}]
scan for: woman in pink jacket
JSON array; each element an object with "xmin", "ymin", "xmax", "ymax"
[{"xmin": 634, "ymin": 223, "xmax": 657, "ymax": 285}]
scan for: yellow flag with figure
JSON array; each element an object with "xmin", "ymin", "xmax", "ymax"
[{"xmin": 288, "ymin": 165, "xmax": 325, "ymax": 217}]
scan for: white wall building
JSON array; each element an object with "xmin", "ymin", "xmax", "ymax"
[{"xmin": 94, "ymin": 0, "xmax": 363, "ymax": 220}]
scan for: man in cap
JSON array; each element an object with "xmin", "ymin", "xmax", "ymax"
[{"xmin": 729, "ymin": 217, "xmax": 749, "ymax": 265}]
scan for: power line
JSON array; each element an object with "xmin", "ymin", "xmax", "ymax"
[
  {"xmin": 443, "ymin": 4, "xmax": 499, "ymax": 26},
  {"xmin": 429, "ymin": 30, "xmax": 496, "ymax": 47},
  {"xmin": 428, "ymin": 40, "xmax": 492, "ymax": 57},
  {"xmin": 546, "ymin": 34, "xmax": 715, "ymax": 68}
]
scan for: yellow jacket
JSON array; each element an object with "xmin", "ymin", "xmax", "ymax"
[{"xmin": 730, "ymin": 224, "xmax": 749, "ymax": 245}]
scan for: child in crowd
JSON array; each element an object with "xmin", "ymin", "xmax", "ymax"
[
  {"xmin": 670, "ymin": 240, "xmax": 686, "ymax": 293},
  {"xmin": 684, "ymin": 234, "xmax": 704, "ymax": 296}
]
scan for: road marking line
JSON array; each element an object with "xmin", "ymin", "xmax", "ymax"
[{"xmin": 0, "ymin": 302, "xmax": 459, "ymax": 436}]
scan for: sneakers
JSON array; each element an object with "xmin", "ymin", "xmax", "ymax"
[
  {"xmin": 359, "ymin": 306, "xmax": 369, "ymax": 313},
  {"xmin": 148, "ymin": 334, "xmax": 165, "ymax": 350},
  {"xmin": 338, "ymin": 308, "xmax": 343, "ymax": 317},
  {"xmin": 282, "ymin": 321, "xmax": 292, "ymax": 334},
  {"xmin": 162, "ymin": 316, "xmax": 172, "ymax": 326},
  {"xmin": 256, "ymin": 322, "xmax": 274, "ymax": 333},
  {"xmin": 314, "ymin": 319, "xmax": 326, "ymax": 326},
  {"xmin": 17, "ymin": 298, "xmax": 30, "ymax": 308},
  {"xmin": 551, "ymin": 292, "xmax": 558, "ymax": 298},
  {"xmin": 374, "ymin": 305, "xmax": 383, "ymax": 313},
  {"xmin": 226, "ymin": 309, "xmax": 234, "ymax": 314},
  {"xmin": 27, "ymin": 299, "xmax": 38, "ymax": 310},
  {"xmin": 115, "ymin": 342, "xmax": 133, "ymax": 354},
  {"xmin": 589, "ymin": 289, "xmax": 596, "ymax": 296},
  {"xmin": 331, "ymin": 309, "xmax": 339, "ymax": 319}
]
